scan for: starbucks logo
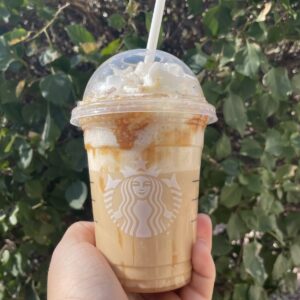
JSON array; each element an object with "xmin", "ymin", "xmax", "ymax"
[{"xmin": 103, "ymin": 159, "xmax": 182, "ymax": 238}]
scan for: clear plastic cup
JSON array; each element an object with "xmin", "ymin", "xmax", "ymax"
[{"xmin": 71, "ymin": 49, "xmax": 217, "ymax": 293}]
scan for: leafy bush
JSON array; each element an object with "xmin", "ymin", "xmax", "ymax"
[{"xmin": 0, "ymin": 0, "xmax": 299, "ymax": 299}]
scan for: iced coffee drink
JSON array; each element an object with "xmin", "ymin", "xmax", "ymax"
[{"xmin": 71, "ymin": 49, "xmax": 217, "ymax": 292}]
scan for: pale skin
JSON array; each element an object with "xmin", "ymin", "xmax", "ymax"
[{"xmin": 48, "ymin": 214, "xmax": 216, "ymax": 300}]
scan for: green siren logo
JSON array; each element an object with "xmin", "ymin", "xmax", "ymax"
[{"xmin": 103, "ymin": 159, "xmax": 182, "ymax": 238}]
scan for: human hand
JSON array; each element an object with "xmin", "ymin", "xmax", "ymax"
[{"xmin": 47, "ymin": 214, "xmax": 215, "ymax": 300}]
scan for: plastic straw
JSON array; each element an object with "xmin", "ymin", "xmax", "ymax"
[{"xmin": 145, "ymin": 0, "xmax": 166, "ymax": 63}]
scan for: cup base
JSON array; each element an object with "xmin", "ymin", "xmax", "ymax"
[{"xmin": 121, "ymin": 272, "xmax": 191, "ymax": 293}]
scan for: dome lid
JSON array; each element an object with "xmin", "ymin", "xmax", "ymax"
[{"xmin": 71, "ymin": 49, "xmax": 217, "ymax": 126}]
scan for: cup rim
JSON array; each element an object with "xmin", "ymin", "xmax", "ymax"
[{"xmin": 70, "ymin": 96, "xmax": 217, "ymax": 127}]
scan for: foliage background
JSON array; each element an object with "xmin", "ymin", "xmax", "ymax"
[{"xmin": 0, "ymin": 0, "xmax": 299, "ymax": 299}]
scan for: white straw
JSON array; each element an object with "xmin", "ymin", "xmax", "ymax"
[{"xmin": 145, "ymin": 0, "xmax": 166, "ymax": 63}]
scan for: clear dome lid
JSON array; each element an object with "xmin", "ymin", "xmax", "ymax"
[{"xmin": 71, "ymin": 49, "xmax": 217, "ymax": 126}]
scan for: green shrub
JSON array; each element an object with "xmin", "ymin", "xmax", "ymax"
[{"xmin": 0, "ymin": 1, "xmax": 299, "ymax": 299}]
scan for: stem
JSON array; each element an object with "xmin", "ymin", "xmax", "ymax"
[
  {"xmin": 43, "ymin": 29, "xmax": 53, "ymax": 48},
  {"xmin": 43, "ymin": 29, "xmax": 55, "ymax": 74},
  {"xmin": 31, "ymin": 201, "xmax": 44, "ymax": 210},
  {"xmin": 237, "ymin": 237, "xmax": 244, "ymax": 267},
  {"xmin": 202, "ymin": 153, "xmax": 220, "ymax": 168}
]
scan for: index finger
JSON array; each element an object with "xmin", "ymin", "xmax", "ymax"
[{"xmin": 196, "ymin": 214, "xmax": 212, "ymax": 251}]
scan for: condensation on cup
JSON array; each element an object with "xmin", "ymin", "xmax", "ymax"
[{"xmin": 70, "ymin": 49, "xmax": 217, "ymax": 293}]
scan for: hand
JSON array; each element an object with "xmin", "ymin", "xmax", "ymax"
[{"xmin": 48, "ymin": 214, "xmax": 215, "ymax": 300}]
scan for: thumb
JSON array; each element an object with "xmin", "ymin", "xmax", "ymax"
[{"xmin": 48, "ymin": 222, "xmax": 128, "ymax": 300}]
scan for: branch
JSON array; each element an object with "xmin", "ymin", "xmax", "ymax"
[
  {"xmin": 26, "ymin": 2, "xmax": 70, "ymax": 42},
  {"xmin": 284, "ymin": 204, "xmax": 300, "ymax": 212},
  {"xmin": 202, "ymin": 153, "xmax": 220, "ymax": 168}
]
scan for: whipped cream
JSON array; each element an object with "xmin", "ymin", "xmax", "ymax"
[{"xmin": 83, "ymin": 61, "xmax": 205, "ymax": 101}]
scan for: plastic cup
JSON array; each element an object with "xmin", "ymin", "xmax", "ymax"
[{"xmin": 71, "ymin": 49, "xmax": 217, "ymax": 293}]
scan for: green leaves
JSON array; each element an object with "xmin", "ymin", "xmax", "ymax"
[
  {"xmin": 291, "ymin": 73, "xmax": 300, "ymax": 95},
  {"xmin": 216, "ymin": 134, "xmax": 231, "ymax": 160},
  {"xmin": 235, "ymin": 42, "xmax": 262, "ymax": 78},
  {"xmin": 59, "ymin": 139, "xmax": 87, "ymax": 172},
  {"xmin": 1, "ymin": 1, "xmax": 299, "ymax": 299},
  {"xmin": 65, "ymin": 180, "xmax": 88, "ymax": 210},
  {"xmin": 187, "ymin": 0, "xmax": 203, "ymax": 15},
  {"xmin": 290, "ymin": 244, "xmax": 300, "ymax": 266},
  {"xmin": 25, "ymin": 180, "xmax": 43, "ymax": 199},
  {"xmin": 0, "ymin": 5, "xmax": 10, "ymax": 23},
  {"xmin": 66, "ymin": 24, "xmax": 95, "ymax": 44},
  {"xmin": 0, "ymin": 36, "xmax": 15, "ymax": 71},
  {"xmin": 272, "ymin": 253, "xmax": 291, "ymax": 280},
  {"xmin": 200, "ymin": 194, "xmax": 218, "ymax": 214},
  {"xmin": 212, "ymin": 235, "xmax": 232, "ymax": 256},
  {"xmin": 223, "ymin": 94, "xmax": 247, "ymax": 135},
  {"xmin": 4, "ymin": 0, "xmax": 24, "ymax": 10},
  {"xmin": 18, "ymin": 141, "xmax": 33, "ymax": 169},
  {"xmin": 279, "ymin": 272, "xmax": 298, "ymax": 295},
  {"xmin": 229, "ymin": 73, "xmax": 256, "ymax": 100},
  {"xmin": 256, "ymin": 94, "xmax": 279, "ymax": 118},
  {"xmin": 101, "ymin": 39, "xmax": 121, "ymax": 56},
  {"xmin": 203, "ymin": 4, "xmax": 232, "ymax": 37},
  {"xmin": 108, "ymin": 13, "xmax": 126, "ymax": 31},
  {"xmin": 9, "ymin": 205, "xmax": 19, "ymax": 225},
  {"xmin": 263, "ymin": 67, "xmax": 292, "ymax": 100},
  {"xmin": 265, "ymin": 129, "xmax": 284, "ymax": 156},
  {"xmin": 124, "ymin": 34, "xmax": 146, "ymax": 49},
  {"xmin": 185, "ymin": 48, "xmax": 208, "ymax": 73},
  {"xmin": 248, "ymin": 285, "xmax": 268, "ymax": 300},
  {"xmin": 39, "ymin": 48, "xmax": 60, "ymax": 66},
  {"xmin": 227, "ymin": 213, "xmax": 248, "ymax": 240},
  {"xmin": 239, "ymin": 173, "xmax": 262, "ymax": 193},
  {"xmin": 220, "ymin": 183, "xmax": 242, "ymax": 208},
  {"xmin": 40, "ymin": 73, "xmax": 73, "ymax": 105},
  {"xmin": 41, "ymin": 106, "xmax": 61, "ymax": 149},
  {"xmin": 233, "ymin": 284, "xmax": 248, "ymax": 300},
  {"xmin": 0, "ymin": 80, "xmax": 19, "ymax": 104},
  {"xmin": 276, "ymin": 164, "xmax": 297, "ymax": 181},
  {"xmin": 240, "ymin": 138, "xmax": 263, "ymax": 159},
  {"xmin": 66, "ymin": 24, "xmax": 97, "ymax": 54},
  {"xmin": 243, "ymin": 241, "xmax": 267, "ymax": 284},
  {"xmin": 4, "ymin": 27, "xmax": 28, "ymax": 46}
]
